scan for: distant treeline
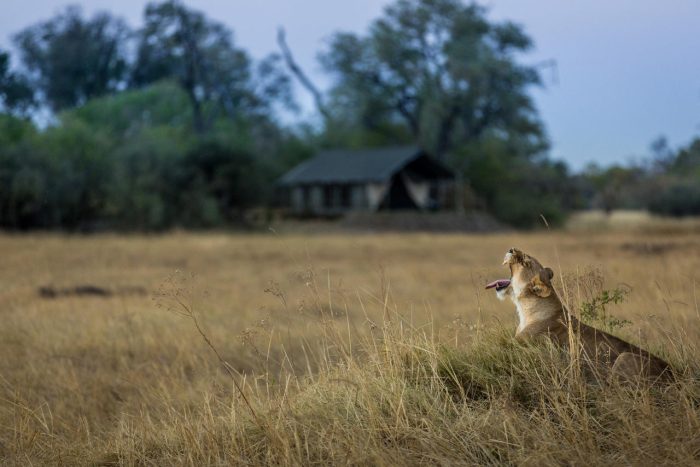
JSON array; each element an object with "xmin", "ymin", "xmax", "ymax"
[
  {"xmin": 579, "ymin": 136, "xmax": 700, "ymax": 217},
  {"xmin": 0, "ymin": 0, "xmax": 698, "ymax": 231}
]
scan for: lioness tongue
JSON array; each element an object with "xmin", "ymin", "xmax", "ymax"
[{"xmin": 485, "ymin": 279, "xmax": 511, "ymax": 290}]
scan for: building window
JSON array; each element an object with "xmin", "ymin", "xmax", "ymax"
[
  {"xmin": 341, "ymin": 185, "xmax": 352, "ymax": 208},
  {"xmin": 302, "ymin": 186, "xmax": 311, "ymax": 210},
  {"xmin": 320, "ymin": 185, "xmax": 354, "ymax": 210},
  {"xmin": 323, "ymin": 186, "xmax": 333, "ymax": 209}
]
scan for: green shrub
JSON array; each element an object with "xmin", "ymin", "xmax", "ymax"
[
  {"xmin": 648, "ymin": 181, "xmax": 700, "ymax": 217},
  {"xmin": 580, "ymin": 287, "xmax": 632, "ymax": 333}
]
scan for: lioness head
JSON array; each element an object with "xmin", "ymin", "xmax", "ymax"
[{"xmin": 486, "ymin": 248, "xmax": 554, "ymax": 300}]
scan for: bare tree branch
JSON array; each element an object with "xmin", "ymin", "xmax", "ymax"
[{"xmin": 277, "ymin": 27, "xmax": 331, "ymax": 121}]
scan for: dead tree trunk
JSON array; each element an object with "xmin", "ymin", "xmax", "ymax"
[{"xmin": 277, "ymin": 28, "xmax": 331, "ymax": 122}]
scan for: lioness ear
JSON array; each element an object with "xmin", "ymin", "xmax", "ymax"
[
  {"xmin": 530, "ymin": 275, "xmax": 552, "ymax": 298},
  {"xmin": 540, "ymin": 267, "xmax": 554, "ymax": 283}
]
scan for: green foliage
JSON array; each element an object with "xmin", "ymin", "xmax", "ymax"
[
  {"xmin": 176, "ymin": 140, "xmax": 268, "ymax": 227},
  {"xmin": 0, "ymin": 114, "xmax": 36, "ymax": 145},
  {"xmin": 0, "ymin": 150, "xmax": 46, "ymax": 229},
  {"xmin": 580, "ymin": 287, "xmax": 632, "ymax": 333},
  {"xmin": 458, "ymin": 137, "xmax": 575, "ymax": 227},
  {"xmin": 646, "ymin": 138, "xmax": 700, "ymax": 217},
  {"xmin": 671, "ymin": 138, "xmax": 700, "ymax": 176},
  {"xmin": 0, "ymin": 49, "xmax": 34, "ymax": 115},
  {"xmin": 68, "ymin": 81, "xmax": 192, "ymax": 138},
  {"xmin": 13, "ymin": 6, "xmax": 130, "ymax": 111},
  {"xmin": 132, "ymin": 1, "xmax": 293, "ymax": 133},
  {"xmin": 581, "ymin": 163, "xmax": 650, "ymax": 213},
  {"xmin": 578, "ymin": 137, "xmax": 700, "ymax": 216},
  {"xmin": 319, "ymin": 119, "xmax": 413, "ymax": 150},
  {"xmin": 0, "ymin": 117, "xmax": 115, "ymax": 229},
  {"xmin": 320, "ymin": 0, "xmax": 546, "ymax": 160},
  {"xmin": 318, "ymin": 0, "xmax": 570, "ymax": 226},
  {"xmin": 105, "ymin": 126, "xmax": 192, "ymax": 230},
  {"xmin": 0, "ymin": 82, "xmax": 307, "ymax": 231},
  {"xmin": 648, "ymin": 181, "xmax": 700, "ymax": 217}
]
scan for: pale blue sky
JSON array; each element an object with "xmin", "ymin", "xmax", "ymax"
[{"xmin": 2, "ymin": 0, "xmax": 699, "ymax": 170}]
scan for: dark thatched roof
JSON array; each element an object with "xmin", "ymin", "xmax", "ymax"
[{"xmin": 278, "ymin": 146, "xmax": 453, "ymax": 185}]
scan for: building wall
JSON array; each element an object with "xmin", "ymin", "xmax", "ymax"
[
  {"xmin": 366, "ymin": 183, "xmax": 389, "ymax": 211},
  {"xmin": 291, "ymin": 187, "xmax": 304, "ymax": 211},
  {"xmin": 351, "ymin": 185, "xmax": 366, "ymax": 209},
  {"xmin": 287, "ymin": 178, "xmax": 449, "ymax": 214},
  {"xmin": 310, "ymin": 186, "xmax": 323, "ymax": 212},
  {"xmin": 289, "ymin": 184, "xmax": 369, "ymax": 214},
  {"xmin": 402, "ymin": 174, "xmax": 430, "ymax": 209}
]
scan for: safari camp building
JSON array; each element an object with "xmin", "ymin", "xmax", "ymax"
[{"xmin": 278, "ymin": 146, "xmax": 454, "ymax": 215}]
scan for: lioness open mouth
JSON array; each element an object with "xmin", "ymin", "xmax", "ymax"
[{"xmin": 485, "ymin": 279, "xmax": 511, "ymax": 291}]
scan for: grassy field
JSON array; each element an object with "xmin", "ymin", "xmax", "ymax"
[{"xmin": 1, "ymin": 228, "xmax": 700, "ymax": 465}]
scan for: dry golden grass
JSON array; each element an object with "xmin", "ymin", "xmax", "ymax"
[
  {"xmin": 1, "ymin": 229, "xmax": 699, "ymax": 465},
  {"xmin": 567, "ymin": 209, "xmax": 700, "ymax": 234}
]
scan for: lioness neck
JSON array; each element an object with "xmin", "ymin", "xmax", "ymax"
[{"xmin": 512, "ymin": 294, "xmax": 565, "ymax": 336}]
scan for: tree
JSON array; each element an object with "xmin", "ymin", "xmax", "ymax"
[
  {"xmin": 316, "ymin": 0, "xmax": 558, "ymax": 223},
  {"xmin": 175, "ymin": 141, "xmax": 267, "ymax": 226},
  {"xmin": 647, "ymin": 137, "xmax": 700, "ymax": 217},
  {"xmin": 0, "ymin": 118, "xmax": 114, "ymax": 230},
  {"xmin": 132, "ymin": 0, "xmax": 293, "ymax": 133},
  {"xmin": 106, "ymin": 125, "xmax": 192, "ymax": 230},
  {"xmin": 649, "ymin": 135, "xmax": 674, "ymax": 173},
  {"xmin": 13, "ymin": 6, "xmax": 131, "ymax": 112},
  {"xmin": 319, "ymin": 0, "xmax": 546, "ymax": 160},
  {"xmin": 671, "ymin": 137, "xmax": 700, "ymax": 176},
  {"xmin": 581, "ymin": 163, "xmax": 649, "ymax": 214},
  {"xmin": 0, "ymin": 49, "xmax": 34, "ymax": 115},
  {"xmin": 68, "ymin": 80, "xmax": 193, "ymax": 138}
]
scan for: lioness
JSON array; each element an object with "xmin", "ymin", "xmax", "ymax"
[{"xmin": 486, "ymin": 248, "xmax": 673, "ymax": 382}]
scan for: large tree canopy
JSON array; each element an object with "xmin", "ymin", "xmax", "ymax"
[
  {"xmin": 13, "ymin": 6, "xmax": 130, "ymax": 112},
  {"xmin": 311, "ymin": 0, "xmax": 564, "ymax": 225},
  {"xmin": 0, "ymin": 49, "xmax": 34, "ymax": 115},
  {"xmin": 319, "ymin": 0, "xmax": 546, "ymax": 160},
  {"xmin": 132, "ymin": 0, "xmax": 294, "ymax": 133}
]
